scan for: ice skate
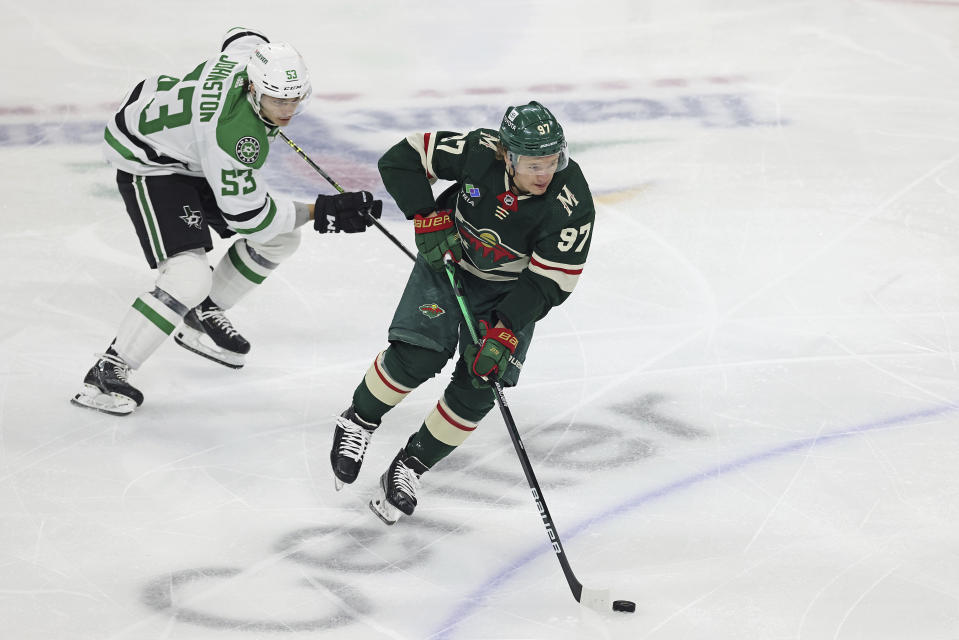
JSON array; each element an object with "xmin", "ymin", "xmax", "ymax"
[
  {"xmin": 71, "ymin": 348, "xmax": 143, "ymax": 416},
  {"xmin": 330, "ymin": 406, "xmax": 378, "ymax": 490},
  {"xmin": 369, "ymin": 448, "xmax": 429, "ymax": 525},
  {"xmin": 174, "ymin": 297, "xmax": 249, "ymax": 368}
]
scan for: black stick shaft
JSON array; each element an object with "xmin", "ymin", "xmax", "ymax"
[
  {"xmin": 488, "ymin": 378, "xmax": 585, "ymax": 601},
  {"xmin": 277, "ymin": 130, "xmax": 418, "ymax": 262},
  {"xmin": 443, "ymin": 258, "xmax": 586, "ymax": 603}
]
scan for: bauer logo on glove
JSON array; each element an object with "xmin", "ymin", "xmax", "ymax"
[
  {"xmin": 414, "ymin": 213, "xmax": 453, "ymax": 231},
  {"xmin": 413, "ymin": 209, "xmax": 463, "ymax": 269}
]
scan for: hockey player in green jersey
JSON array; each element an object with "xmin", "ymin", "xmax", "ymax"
[
  {"xmin": 72, "ymin": 27, "xmax": 382, "ymax": 416},
  {"xmin": 329, "ymin": 101, "xmax": 595, "ymax": 524}
]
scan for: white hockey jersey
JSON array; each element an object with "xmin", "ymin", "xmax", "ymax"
[{"xmin": 102, "ymin": 27, "xmax": 296, "ymax": 243}]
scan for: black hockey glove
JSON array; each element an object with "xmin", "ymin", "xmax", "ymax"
[{"xmin": 314, "ymin": 191, "xmax": 383, "ymax": 233}]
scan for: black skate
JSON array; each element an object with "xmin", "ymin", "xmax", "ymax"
[
  {"xmin": 174, "ymin": 297, "xmax": 250, "ymax": 368},
  {"xmin": 71, "ymin": 347, "xmax": 143, "ymax": 416},
  {"xmin": 330, "ymin": 406, "xmax": 378, "ymax": 491},
  {"xmin": 369, "ymin": 448, "xmax": 429, "ymax": 525}
]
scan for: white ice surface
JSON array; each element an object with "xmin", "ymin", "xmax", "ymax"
[{"xmin": 2, "ymin": 1, "xmax": 959, "ymax": 638}]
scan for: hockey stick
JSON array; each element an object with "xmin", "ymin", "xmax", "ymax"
[
  {"xmin": 277, "ymin": 129, "xmax": 418, "ymax": 262},
  {"xmin": 442, "ymin": 253, "xmax": 635, "ymax": 614}
]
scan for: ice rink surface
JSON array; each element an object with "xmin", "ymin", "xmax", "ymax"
[{"xmin": 2, "ymin": 0, "xmax": 959, "ymax": 638}]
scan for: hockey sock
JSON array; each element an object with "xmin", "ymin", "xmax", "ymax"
[
  {"xmin": 404, "ymin": 426, "xmax": 455, "ymax": 469},
  {"xmin": 208, "ymin": 230, "xmax": 300, "ymax": 309},
  {"xmin": 351, "ymin": 342, "xmax": 448, "ymax": 422},
  {"xmin": 399, "ymin": 363, "xmax": 498, "ymax": 466},
  {"xmin": 114, "ymin": 250, "xmax": 213, "ymax": 368},
  {"xmin": 114, "ymin": 287, "xmax": 191, "ymax": 368},
  {"xmin": 208, "ymin": 239, "xmax": 272, "ymax": 309},
  {"xmin": 407, "ymin": 393, "xmax": 484, "ymax": 468}
]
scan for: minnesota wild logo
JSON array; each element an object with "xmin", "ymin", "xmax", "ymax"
[
  {"xmin": 457, "ymin": 220, "xmax": 522, "ymax": 269},
  {"xmin": 419, "ymin": 303, "xmax": 445, "ymax": 319}
]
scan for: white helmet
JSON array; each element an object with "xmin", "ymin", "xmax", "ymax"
[{"xmin": 246, "ymin": 42, "xmax": 312, "ymax": 121}]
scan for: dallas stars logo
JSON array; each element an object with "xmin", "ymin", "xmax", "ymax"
[
  {"xmin": 235, "ymin": 136, "xmax": 260, "ymax": 164},
  {"xmin": 418, "ymin": 303, "xmax": 445, "ymax": 319},
  {"xmin": 180, "ymin": 205, "xmax": 202, "ymax": 230}
]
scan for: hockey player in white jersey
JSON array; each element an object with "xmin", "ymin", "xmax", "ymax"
[{"xmin": 72, "ymin": 27, "xmax": 382, "ymax": 415}]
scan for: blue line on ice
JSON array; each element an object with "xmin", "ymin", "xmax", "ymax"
[{"xmin": 429, "ymin": 402, "xmax": 959, "ymax": 639}]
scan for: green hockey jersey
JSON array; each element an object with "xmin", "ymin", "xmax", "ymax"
[
  {"xmin": 378, "ymin": 128, "xmax": 595, "ymax": 331},
  {"xmin": 102, "ymin": 27, "xmax": 295, "ymax": 243}
]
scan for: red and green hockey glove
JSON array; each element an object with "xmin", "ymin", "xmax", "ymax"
[
  {"xmin": 413, "ymin": 210, "xmax": 462, "ymax": 270},
  {"xmin": 469, "ymin": 319, "xmax": 518, "ymax": 380}
]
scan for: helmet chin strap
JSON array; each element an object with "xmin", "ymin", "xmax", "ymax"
[
  {"xmin": 505, "ymin": 162, "xmax": 530, "ymax": 196},
  {"xmin": 246, "ymin": 85, "xmax": 279, "ymax": 127}
]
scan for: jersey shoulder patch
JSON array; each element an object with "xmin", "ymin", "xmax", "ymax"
[
  {"xmin": 546, "ymin": 160, "xmax": 593, "ymax": 218},
  {"xmin": 215, "ymin": 77, "xmax": 270, "ymax": 169},
  {"xmin": 469, "ymin": 127, "xmax": 501, "ymax": 154}
]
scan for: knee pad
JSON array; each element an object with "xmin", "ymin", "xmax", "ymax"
[
  {"xmin": 444, "ymin": 374, "xmax": 496, "ymax": 422},
  {"xmin": 245, "ymin": 228, "xmax": 302, "ymax": 264},
  {"xmin": 155, "ymin": 249, "xmax": 211, "ymax": 310},
  {"xmin": 383, "ymin": 341, "xmax": 450, "ymax": 388}
]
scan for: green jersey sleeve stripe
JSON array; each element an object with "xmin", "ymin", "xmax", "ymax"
[
  {"xmin": 233, "ymin": 197, "xmax": 277, "ymax": 235},
  {"xmin": 104, "ymin": 126, "xmax": 143, "ymax": 164}
]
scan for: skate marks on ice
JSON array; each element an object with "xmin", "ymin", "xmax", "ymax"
[
  {"xmin": 137, "ymin": 393, "xmax": 697, "ymax": 634},
  {"xmin": 430, "ymin": 401, "xmax": 959, "ymax": 639}
]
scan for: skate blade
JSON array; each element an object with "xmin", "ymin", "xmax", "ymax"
[
  {"xmin": 369, "ymin": 482, "xmax": 401, "ymax": 525},
  {"xmin": 334, "ymin": 477, "xmax": 344, "ymax": 492},
  {"xmin": 369, "ymin": 497, "xmax": 399, "ymax": 525},
  {"xmin": 70, "ymin": 386, "xmax": 136, "ymax": 416},
  {"xmin": 174, "ymin": 329, "xmax": 245, "ymax": 369}
]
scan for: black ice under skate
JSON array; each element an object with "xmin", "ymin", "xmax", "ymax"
[
  {"xmin": 70, "ymin": 347, "xmax": 143, "ymax": 416},
  {"xmin": 330, "ymin": 406, "xmax": 378, "ymax": 491},
  {"xmin": 369, "ymin": 448, "xmax": 429, "ymax": 525},
  {"xmin": 174, "ymin": 297, "xmax": 250, "ymax": 368}
]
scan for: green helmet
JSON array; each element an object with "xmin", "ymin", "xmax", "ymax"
[{"xmin": 499, "ymin": 101, "xmax": 569, "ymax": 172}]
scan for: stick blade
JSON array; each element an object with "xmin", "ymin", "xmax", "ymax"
[{"xmin": 578, "ymin": 586, "xmax": 611, "ymax": 613}]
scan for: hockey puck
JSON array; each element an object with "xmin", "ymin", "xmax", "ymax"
[{"xmin": 612, "ymin": 600, "xmax": 636, "ymax": 613}]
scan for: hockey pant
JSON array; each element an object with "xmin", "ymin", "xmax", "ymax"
[{"xmin": 349, "ymin": 257, "xmax": 535, "ymax": 468}]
